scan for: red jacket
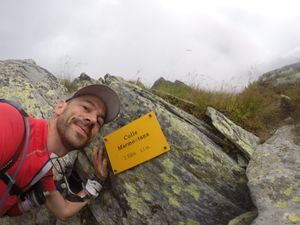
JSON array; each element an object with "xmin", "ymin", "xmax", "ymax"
[{"xmin": 0, "ymin": 102, "xmax": 55, "ymax": 216}]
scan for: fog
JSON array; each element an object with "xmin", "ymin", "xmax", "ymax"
[{"xmin": 1, "ymin": 0, "xmax": 300, "ymax": 90}]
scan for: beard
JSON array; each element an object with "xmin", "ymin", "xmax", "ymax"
[{"xmin": 56, "ymin": 113, "xmax": 93, "ymax": 150}]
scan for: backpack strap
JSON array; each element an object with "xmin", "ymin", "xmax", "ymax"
[
  {"xmin": 23, "ymin": 156, "xmax": 54, "ymax": 193},
  {"xmin": 0, "ymin": 99, "xmax": 30, "ymax": 205}
]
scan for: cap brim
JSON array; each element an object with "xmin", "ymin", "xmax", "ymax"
[{"xmin": 67, "ymin": 84, "xmax": 120, "ymax": 123}]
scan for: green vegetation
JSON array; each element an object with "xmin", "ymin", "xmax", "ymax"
[
  {"xmin": 128, "ymin": 79, "xmax": 147, "ymax": 89},
  {"xmin": 60, "ymin": 79, "xmax": 78, "ymax": 93},
  {"xmin": 150, "ymin": 73, "xmax": 300, "ymax": 141},
  {"xmin": 288, "ymin": 214, "xmax": 300, "ymax": 223},
  {"xmin": 59, "ymin": 65, "xmax": 300, "ymax": 141},
  {"xmin": 152, "ymin": 80, "xmax": 194, "ymax": 100},
  {"xmin": 275, "ymin": 200, "xmax": 288, "ymax": 208}
]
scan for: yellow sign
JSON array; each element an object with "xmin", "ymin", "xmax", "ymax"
[{"xmin": 104, "ymin": 111, "xmax": 170, "ymax": 174}]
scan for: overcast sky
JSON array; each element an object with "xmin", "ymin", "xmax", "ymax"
[{"xmin": 1, "ymin": 0, "xmax": 300, "ymax": 90}]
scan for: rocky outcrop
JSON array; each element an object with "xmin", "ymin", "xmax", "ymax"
[
  {"xmin": 0, "ymin": 59, "xmax": 256, "ymax": 225},
  {"xmin": 151, "ymin": 77, "xmax": 192, "ymax": 91},
  {"xmin": 258, "ymin": 62, "xmax": 300, "ymax": 87},
  {"xmin": 280, "ymin": 94, "xmax": 294, "ymax": 114},
  {"xmin": 0, "ymin": 59, "xmax": 66, "ymax": 118},
  {"xmin": 205, "ymin": 107, "xmax": 260, "ymax": 160},
  {"xmin": 78, "ymin": 72, "xmax": 92, "ymax": 81},
  {"xmin": 247, "ymin": 125, "xmax": 300, "ymax": 225}
]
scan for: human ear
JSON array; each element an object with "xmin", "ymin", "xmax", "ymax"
[{"xmin": 54, "ymin": 100, "xmax": 67, "ymax": 116}]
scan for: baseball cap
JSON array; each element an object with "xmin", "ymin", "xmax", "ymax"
[{"xmin": 66, "ymin": 84, "xmax": 120, "ymax": 123}]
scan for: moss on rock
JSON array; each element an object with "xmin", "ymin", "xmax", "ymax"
[
  {"xmin": 179, "ymin": 219, "xmax": 201, "ymax": 225},
  {"xmin": 275, "ymin": 200, "xmax": 288, "ymax": 208},
  {"xmin": 283, "ymin": 187, "xmax": 294, "ymax": 197},
  {"xmin": 186, "ymin": 184, "xmax": 200, "ymax": 201},
  {"xmin": 288, "ymin": 214, "xmax": 300, "ymax": 223}
]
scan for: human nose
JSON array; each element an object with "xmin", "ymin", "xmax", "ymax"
[{"xmin": 85, "ymin": 112, "xmax": 98, "ymax": 125}]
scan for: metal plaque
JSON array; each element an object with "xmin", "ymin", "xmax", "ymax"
[{"xmin": 104, "ymin": 111, "xmax": 170, "ymax": 174}]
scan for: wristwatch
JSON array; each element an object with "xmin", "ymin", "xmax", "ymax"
[{"xmin": 66, "ymin": 191, "xmax": 90, "ymax": 202}]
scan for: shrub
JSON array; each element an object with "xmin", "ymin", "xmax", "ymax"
[{"xmin": 60, "ymin": 79, "xmax": 78, "ymax": 94}]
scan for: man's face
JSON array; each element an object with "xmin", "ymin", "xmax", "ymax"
[{"xmin": 56, "ymin": 95, "xmax": 107, "ymax": 150}]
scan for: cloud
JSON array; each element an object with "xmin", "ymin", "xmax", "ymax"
[{"xmin": 1, "ymin": 0, "xmax": 300, "ymax": 90}]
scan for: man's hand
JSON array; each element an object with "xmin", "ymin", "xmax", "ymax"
[{"xmin": 92, "ymin": 146, "xmax": 108, "ymax": 184}]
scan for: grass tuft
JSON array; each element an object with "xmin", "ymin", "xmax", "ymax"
[
  {"xmin": 150, "ymin": 78, "xmax": 300, "ymax": 141},
  {"xmin": 60, "ymin": 79, "xmax": 78, "ymax": 94}
]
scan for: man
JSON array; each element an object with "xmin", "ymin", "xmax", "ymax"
[{"xmin": 0, "ymin": 84, "xmax": 120, "ymax": 220}]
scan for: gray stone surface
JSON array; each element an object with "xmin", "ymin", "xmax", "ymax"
[
  {"xmin": 258, "ymin": 62, "xmax": 300, "ymax": 87},
  {"xmin": 280, "ymin": 94, "xmax": 294, "ymax": 113},
  {"xmin": 228, "ymin": 210, "xmax": 257, "ymax": 225},
  {"xmin": 205, "ymin": 107, "xmax": 260, "ymax": 159},
  {"xmin": 0, "ymin": 60, "xmax": 256, "ymax": 225},
  {"xmin": 247, "ymin": 125, "xmax": 300, "ymax": 225},
  {"xmin": 0, "ymin": 59, "xmax": 67, "ymax": 118}
]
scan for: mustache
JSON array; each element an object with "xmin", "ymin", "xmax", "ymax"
[{"xmin": 72, "ymin": 117, "xmax": 93, "ymax": 137}]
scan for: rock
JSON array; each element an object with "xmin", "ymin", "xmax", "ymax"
[
  {"xmin": 3, "ymin": 59, "xmax": 56, "ymax": 84},
  {"xmin": 21, "ymin": 59, "xmax": 37, "ymax": 65},
  {"xmin": 52, "ymin": 151, "xmax": 79, "ymax": 182},
  {"xmin": 78, "ymin": 72, "xmax": 92, "ymax": 81},
  {"xmin": 0, "ymin": 59, "xmax": 255, "ymax": 225},
  {"xmin": 280, "ymin": 94, "xmax": 294, "ymax": 113},
  {"xmin": 283, "ymin": 117, "xmax": 295, "ymax": 125},
  {"xmin": 151, "ymin": 77, "xmax": 191, "ymax": 91},
  {"xmin": 151, "ymin": 77, "xmax": 169, "ymax": 89},
  {"xmin": 237, "ymin": 154, "xmax": 248, "ymax": 168},
  {"xmin": 258, "ymin": 62, "xmax": 300, "ymax": 87},
  {"xmin": 0, "ymin": 59, "xmax": 67, "ymax": 118},
  {"xmin": 247, "ymin": 125, "xmax": 300, "ymax": 225},
  {"xmin": 205, "ymin": 107, "xmax": 260, "ymax": 159},
  {"xmin": 228, "ymin": 210, "xmax": 258, "ymax": 225},
  {"xmin": 174, "ymin": 80, "xmax": 188, "ymax": 86}
]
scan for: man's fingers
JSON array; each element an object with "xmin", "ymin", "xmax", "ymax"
[
  {"xmin": 98, "ymin": 148, "xmax": 103, "ymax": 163},
  {"xmin": 96, "ymin": 148, "xmax": 104, "ymax": 173},
  {"xmin": 92, "ymin": 146, "xmax": 98, "ymax": 168},
  {"xmin": 91, "ymin": 147, "xmax": 108, "ymax": 181},
  {"xmin": 100, "ymin": 158, "xmax": 108, "ymax": 178}
]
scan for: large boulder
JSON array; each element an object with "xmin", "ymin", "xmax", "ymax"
[
  {"xmin": 151, "ymin": 77, "xmax": 191, "ymax": 90},
  {"xmin": 151, "ymin": 77, "xmax": 193, "ymax": 100},
  {"xmin": 80, "ymin": 75, "xmax": 255, "ymax": 225},
  {"xmin": 0, "ymin": 59, "xmax": 255, "ymax": 225},
  {"xmin": 247, "ymin": 125, "xmax": 300, "ymax": 225},
  {"xmin": 0, "ymin": 59, "xmax": 66, "ymax": 118}
]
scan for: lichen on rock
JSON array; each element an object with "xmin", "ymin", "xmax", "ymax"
[{"xmin": 247, "ymin": 125, "xmax": 300, "ymax": 225}]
